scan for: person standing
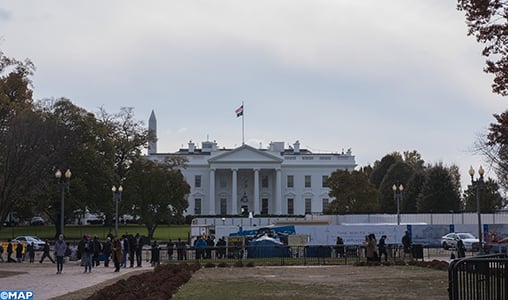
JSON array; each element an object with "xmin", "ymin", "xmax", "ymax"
[
  {"xmin": 135, "ymin": 233, "xmax": 143, "ymax": 267},
  {"xmin": 0, "ymin": 243, "xmax": 4, "ymax": 262},
  {"xmin": 195, "ymin": 237, "xmax": 206, "ymax": 260},
  {"xmin": 402, "ymin": 230, "xmax": 412, "ymax": 259},
  {"xmin": 54, "ymin": 234, "xmax": 67, "ymax": 274},
  {"xmin": 15, "ymin": 242, "xmax": 23, "ymax": 263},
  {"xmin": 150, "ymin": 240, "xmax": 160, "ymax": 266},
  {"xmin": 111, "ymin": 236, "xmax": 123, "ymax": 272},
  {"xmin": 92, "ymin": 236, "xmax": 102, "ymax": 267},
  {"xmin": 83, "ymin": 234, "xmax": 94, "ymax": 273},
  {"xmin": 40, "ymin": 240, "xmax": 55, "ymax": 264},
  {"xmin": 335, "ymin": 236, "xmax": 345, "ymax": 258},
  {"xmin": 102, "ymin": 237, "xmax": 112, "ymax": 267},
  {"xmin": 366, "ymin": 234, "xmax": 377, "ymax": 262},
  {"xmin": 27, "ymin": 242, "xmax": 35, "ymax": 263},
  {"xmin": 167, "ymin": 240, "xmax": 174, "ymax": 261},
  {"xmin": 121, "ymin": 235, "xmax": 129, "ymax": 268},
  {"xmin": 378, "ymin": 235, "xmax": 388, "ymax": 261}
]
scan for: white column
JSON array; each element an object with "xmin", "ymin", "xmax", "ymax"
[
  {"xmin": 209, "ymin": 168, "xmax": 216, "ymax": 215},
  {"xmin": 231, "ymin": 168, "xmax": 238, "ymax": 215},
  {"xmin": 253, "ymin": 169, "xmax": 260, "ymax": 215},
  {"xmin": 275, "ymin": 168, "xmax": 282, "ymax": 214}
]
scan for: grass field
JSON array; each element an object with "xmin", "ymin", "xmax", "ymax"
[
  {"xmin": 173, "ymin": 265, "xmax": 449, "ymax": 300},
  {"xmin": 0, "ymin": 224, "xmax": 191, "ymax": 241}
]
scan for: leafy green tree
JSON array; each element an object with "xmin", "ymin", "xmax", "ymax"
[
  {"xmin": 463, "ymin": 178, "xmax": 504, "ymax": 213},
  {"xmin": 97, "ymin": 107, "xmax": 155, "ymax": 228},
  {"xmin": 378, "ymin": 161, "xmax": 415, "ymax": 213},
  {"xmin": 457, "ymin": 0, "xmax": 508, "ymax": 95},
  {"xmin": 369, "ymin": 153, "xmax": 401, "ymax": 189},
  {"xmin": 473, "ymin": 111, "xmax": 508, "ymax": 190},
  {"xmin": 33, "ymin": 98, "xmax": 115, "ymax": 236},
  {"xmin": 326, "ymin": 169, "xmax": 380, "ymax": 214},
  {"xmin": 0, "ymin": 51, "xmax": 37, "ymax": 225},
  {"xmin": 123, "ymin": 157, "xmax": 190, "ymax": 240},
  {"xmin": 401, "ymin": 171, "xmax": 426, "ymax": 213},
  {"xmin": 417, "ymin": 164, "xmax": 462, "ymax": 212}
]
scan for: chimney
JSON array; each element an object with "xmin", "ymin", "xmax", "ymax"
[
  {"xmin": 188, "ymin": 141, "xmax": 195, "ymax": 153},
  {"xmin": 293, "ymin": 140, "xmax": 300, "ymax": 154}
]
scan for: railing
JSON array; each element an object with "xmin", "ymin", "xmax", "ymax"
[
  {"xmin": 448, "ymin": 253, "xmax": 508, "ymax": 300},
  {"xmin": 140, "ymin": 244, "xmax": 434, "ymax": 266}
]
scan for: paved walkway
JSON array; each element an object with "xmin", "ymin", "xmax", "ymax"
[{"xmin": 0, "ymin": 259, "xmax": 153, "ymax": 300}]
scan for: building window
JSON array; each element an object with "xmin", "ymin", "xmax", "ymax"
[
  {"xmin": 322, "ymin": 175, "xmax": 329, "ymax": 188},
  {"xmin": 287, "ymin": 175, "xmax": 294, "ymax": 188},
  {"xmin": 305, "ymin": 198, "xmax": 312, "ymax": 214},
  {"xmin": 194, "ymin": 175, "xmax": 202, "ymax": 188},
  {"xmin": 304, "ymin": 175, "xmax": 311, "ymax": 188},
  {"xmin": 322, "ymin": 198, "xmax": 329, "ymax": 212},
  {"xmin": 219, "ymin": 175, "xmax": 227, "ymax": 189},
  {"xmin": 261, "ymin": 198, "xmax": 269, "ymax": 215},
  {"xmin": 194, "ymin": 198, "xmax": 202, "ymax": 215},
  {"xmin": 287, "ymin": 198, "xmax": 294, "ymax": 215},
  {"xmin": 261, "ymin": 175, "xmax": 269, "ymax": 188},
  {"xmin": 220, "ymin": 198, "xmax": 227, "ymax": 215}
]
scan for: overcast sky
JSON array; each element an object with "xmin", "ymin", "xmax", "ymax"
[{"xmin": 1, "ymin": 1, "xmax": 506, "ymax": 189}]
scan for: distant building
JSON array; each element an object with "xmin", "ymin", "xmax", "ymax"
[{"xmin": 146, "ymin": 110, "xmax": 356, "ymax": 216}]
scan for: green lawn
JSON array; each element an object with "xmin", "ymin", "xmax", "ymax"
[{"xmin": 0, "ymin": 224, "xmax": 190, "ymax": 242}]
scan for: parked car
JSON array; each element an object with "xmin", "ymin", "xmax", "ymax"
[
  {"xmin": 441, "ymin": 232, "xmax": 480, "ymax": 251},
  {"xmin": 30, "ymin": 216, "xmax": 45, "ymax": 226},
  {"xmin": 11, "ymin": 235, "xmax": 46, "ymax": 250}
]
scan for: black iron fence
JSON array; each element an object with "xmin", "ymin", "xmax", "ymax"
[
  {"xmin": 448, "ymin": 253, "xmax": 508, "ymax": 300},
  {"xmin": 140, "ymin": 243, "xmax": 437, "ymax": 266}
]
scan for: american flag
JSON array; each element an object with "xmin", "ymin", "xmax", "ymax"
[{"xmin": 235, "ymin": 105, "xmax": 244, "ymax": 117}]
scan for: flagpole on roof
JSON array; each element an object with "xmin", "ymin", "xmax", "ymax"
[{"xmin": 235, "ymin": 102, "xmax": 245, "ymax": 145}]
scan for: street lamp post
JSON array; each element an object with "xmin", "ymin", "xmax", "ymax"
[
  {"xmin": 55, "ymin": 169, "xmax": 71, "ymax": 237},
  {"xmin": 112, "ymin": 185, "xmax": 123, "ymax": 237},
  {"xmin": 392, "ymin": 183, "xmax": 404, "ymax": 225},
  {"xmin": 469, "ymin": 165, "xmax": 484, "ymax": 251}
]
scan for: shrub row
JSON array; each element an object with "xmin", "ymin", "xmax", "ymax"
[{"xmin": 88, "ymin": 263, "xmax": 201, "ymax": 300}]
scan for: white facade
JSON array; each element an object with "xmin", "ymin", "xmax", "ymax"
[{"xmin": 147, "ymin": 112, "xmax": 356, "ymax": 216}]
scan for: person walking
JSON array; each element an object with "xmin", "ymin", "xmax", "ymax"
[
  {"xmin": 40, "ymin": 240, "xmax": 55, "ymax": 264},
  {"xmin": 54, "ymin": 234, "xmax": 67, "ymax": 274},
  {"xmin": 111, "ymin": 236, "xmax": 123, "ymax": 272},
  {"xmin": 7, "ymin": 239, "xmax": 16, "ymax": 263},
  {"xmin": 83, "ymin": 234, "xmax": 94, "ymax": 273},
  {"xmin": 0, "ymin": 243, "xmax": 4, "ymax": 262},
  {"xmin": 15, "ymin": 242, "xmax": 23, "ymax": 263}
]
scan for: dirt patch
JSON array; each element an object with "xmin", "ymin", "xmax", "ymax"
[{"xmin": 0, "ymin": 270, "xmax": 27, "ymax": 278}]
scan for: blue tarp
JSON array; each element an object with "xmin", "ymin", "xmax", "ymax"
[{"xmin": 246, "ymin": 238, "xmax": 291, "ymax": 258}]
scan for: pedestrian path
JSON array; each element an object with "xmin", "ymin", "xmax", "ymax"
[{"xmin": 0, "ymin": 261, "xmax": 153, "ymax": 300}]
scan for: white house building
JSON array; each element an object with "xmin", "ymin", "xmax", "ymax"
[{"xmin": 147, "ymin": 111, "xmax": 356, "ymax": 216}]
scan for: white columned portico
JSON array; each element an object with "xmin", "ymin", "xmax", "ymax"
[
  {"xmin": 275, "ymin": 168, "xmax": 282, "ymax": 214},
  {"xmin": 253, "ymin": 168, "xmax": 260, "ymax": 215},
  {"xmin": 231, "ymin": 168, "xmax": 238, "ymax": 214},
  {"xmin": 209, "ymin": 168, "xmax": 216, "ymax": 215}
]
